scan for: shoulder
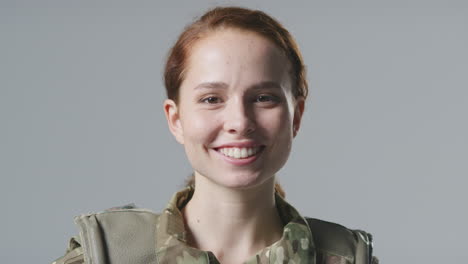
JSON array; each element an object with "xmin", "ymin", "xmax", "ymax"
[
  {"xmin": 52, "ymin": 205, "xmax": 161, "ymax": 264},
  {"xmin": 305, "ymin": 217, "xmax": 375, "ymax": 264},
  {"xmin": 52, "ymin": 236, "xmax": 84, "ymax": 264},
  {"xmin": 74, "ymin": 206, "xmax": 161, "ymax": 230}
]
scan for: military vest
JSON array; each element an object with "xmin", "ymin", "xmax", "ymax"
[{"xmin": 53, "ymin": 188, "xmax": 377, "ymax": 264}]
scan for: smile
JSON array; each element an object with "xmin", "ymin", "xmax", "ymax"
[{"xmin": 216, "ymin": 146, "xmax": 263, "ymax": 159}]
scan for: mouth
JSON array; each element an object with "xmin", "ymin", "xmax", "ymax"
[{"xmin": 215, "ymin": 146, "xmax": 264, "ymax": 159}]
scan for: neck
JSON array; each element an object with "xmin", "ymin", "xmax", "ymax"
[{"xmin": 181, "ymin": 174, "xmax": 284, "ymax": 263}]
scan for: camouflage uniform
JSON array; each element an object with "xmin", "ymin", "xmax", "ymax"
[{"xmin": 53, "ymin": 187, "xmax": 378, "ymax": 264}]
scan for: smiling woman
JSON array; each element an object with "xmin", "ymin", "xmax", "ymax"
[
  {"xmin": 53, "ymin": 6, "xmax": 377, "ymax": 264},
  {"xmin": 165, "ymin": 28, "xmax": 301, "ymax": 191}
]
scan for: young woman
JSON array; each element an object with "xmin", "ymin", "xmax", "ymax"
[{"xmin": 54, "ymin": 6, "xmax": 377, "ymax": 264}]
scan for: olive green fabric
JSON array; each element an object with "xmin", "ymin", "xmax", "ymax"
[
  {"xmin": 155, "ymin": 187, "xmax": 315, "ymax": 263},
  {"xmin": 53, "ymin": 187, "xmax": 377, "ymax": 264}
]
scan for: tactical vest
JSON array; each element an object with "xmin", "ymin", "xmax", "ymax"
[{"xmin": 53, "ymin": 207, "xmax": 377, "ymax": 264}]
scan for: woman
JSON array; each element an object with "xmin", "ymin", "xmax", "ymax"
[{"xmin": 54, "ymin": 6, "xmax": 377, "ymax": 264}]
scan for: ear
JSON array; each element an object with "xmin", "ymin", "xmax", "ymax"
[
  {"xmin": 163, "ymin": 99, "xmax": 184, "ymax": 144},
  {"xmin": 292, "ymin": 97, "xmax": 305, "ymax": 138}
]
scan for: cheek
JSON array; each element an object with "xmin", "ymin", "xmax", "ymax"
[
  {"xmin": 181, "ymin": 110, "xmax": 219, "ymax": 144},
  {"xmin": 257, "ymin": 107, "xmax": 293, "ymax": 136}
]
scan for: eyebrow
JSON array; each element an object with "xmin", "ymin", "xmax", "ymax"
[
  {"xmin": 194, "ymin": 82, "xmax": 229, "ymax": 90},
  {"xmin": 193, "ymin": 81, "xmax": 282, "ymax": 91},
  {"xmin": 250, "ymin": 81, "xmax": 282, "ymax": 90}
]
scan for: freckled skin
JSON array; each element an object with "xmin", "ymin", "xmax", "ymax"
[{"xmin": 165, "ymin": 28, "xmax": 303, "ymax": 190}]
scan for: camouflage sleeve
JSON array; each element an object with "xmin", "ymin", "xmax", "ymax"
[{"xmin": 52, "ymin": 236, "xmax": 85, "ymax": 264}]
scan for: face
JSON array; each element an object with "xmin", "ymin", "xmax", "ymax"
[{"xmin": 164, "ymin": 28, "xmax": 304, "ymax": 190}]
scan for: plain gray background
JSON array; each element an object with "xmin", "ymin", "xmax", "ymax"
[{"xmin": 1, "ymin": 0, "xmax": 467, "ymax": 263}]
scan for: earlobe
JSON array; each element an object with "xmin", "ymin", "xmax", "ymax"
[
  {"xmin": 163, "ymin": 99, "xmax": 184, "ymax": 144},
  {"xmin": 293, "ymin": 97, "xmax": 305, "ymax": 138}
]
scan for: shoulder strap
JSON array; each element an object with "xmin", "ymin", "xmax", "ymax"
[
  {"xmin": 306, "ymin": 218, "xmax": 376, "ymax": 264},
  {"xmin": 353, "ymin": 229, "xmax": 374, "ymax": 264},
  {"xmin": 52, "ymin": 236, "xmax": 85, "ymax": 264},
  {"xmin": 53, "ymin": 208, "xmax": 160, "ymax": 264}
]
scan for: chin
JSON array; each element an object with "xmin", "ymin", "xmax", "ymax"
[{"xmin": 214, "ymin": 171, "xmax": 272, "ymax": 190}]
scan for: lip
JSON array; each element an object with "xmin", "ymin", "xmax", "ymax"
[
  {"xmin": 214, "ymin": 141, "xmax": 263, "ymax": 148},
  {"xmin": 212, "ymin": 145, "xmax": 265, "ymax": 166}
]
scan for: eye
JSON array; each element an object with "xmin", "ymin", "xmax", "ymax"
[
  {"xmin": 255, "ymin": 94, "xmax": 279, "ymax": 103},
  {"xmin": 201, "ymin": 96, "xmax": 222, "ymax": 104}
]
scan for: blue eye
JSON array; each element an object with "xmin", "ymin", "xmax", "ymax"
[{"xmin": 201, "ymin": 96, "xmax": 221, "ymax": 104}]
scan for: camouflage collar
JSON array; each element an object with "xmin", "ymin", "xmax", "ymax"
[{"xmin": 155, "ymin": 186, "xmax": 316, "ymax": 263}]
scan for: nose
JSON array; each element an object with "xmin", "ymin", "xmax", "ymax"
[{"xmin": 223, "ymin": 98, "xmax": 256, "ymax": 136}]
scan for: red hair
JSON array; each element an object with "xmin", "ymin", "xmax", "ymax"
[{"xmin": 164, "ymin": 6, "xmax": 308, "ymax": 104}]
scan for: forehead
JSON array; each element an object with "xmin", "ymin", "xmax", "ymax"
[
  {"xmin": 182, "ymin": 28, "xmax": 291, "ymax": 87},
  {"xmin": 193, "ymin": 28, "xmax": 282, "ymax": 54}
]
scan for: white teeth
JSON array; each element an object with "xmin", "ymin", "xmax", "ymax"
[
  {"xmin": 240, "ymin": 148, "xmax": 247, "ymax": 157},
  {"xmin": 234, "ymin": 148, "xmax": 240, "ymax": 158},
  {"xmin": 247, "ymin": 148, "xmax": 253, "ymax": 156},
  {"xmin": 218, "ymin": 147, "xmax": 261, "ymax": 159}
]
